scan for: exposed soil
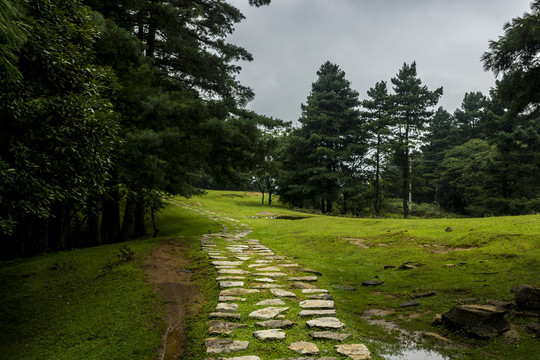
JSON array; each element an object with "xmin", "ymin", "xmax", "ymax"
[
  {"xmin": 344, "ymin": 237, "xmax": 370, "ymax": 248},
  {"xmin": 145, "ymin": 239, "xmax": 204, "ymax": 360}
]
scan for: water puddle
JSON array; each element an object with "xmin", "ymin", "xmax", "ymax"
[{"xmin": 360, "ymin": 309, "xmax": 449, "ymax": 360}]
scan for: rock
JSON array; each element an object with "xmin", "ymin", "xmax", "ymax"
[
  {"xmin": 256, "ymin": 266, "xmax": 282, "ymax": 272},
  {"xmin": 512, "ymin": 285, "xmax": 540, "ymax": 310},
  {"xmin": 219, "ymin": 296, "xmax": 246, "ymax": 302},
  {"xmin": 422, "ymin": 332, "xmax": 451, "ymax": 343},
  {"xmin": 212, "ymin": 261, "xmax": 243, "ymax": 266},
  {"xmin": 411, "ymin": 291, "xmax": 436, "ymax": 299},
  {"xmin": 248, "ymin": 307, "xmax": 289, "ymax": 320},
  {"xmin": 236, "ymin": 256, "xmax": 251, "ymax": 261},
  {"xmin": 254, "ymin": 277, "xmax": 276, "ymax": 283},
  {"xmin": 307, "ymin": 293, "xmax": 333, "ymax": 300},
  {"xmin": 209, "ymin": 312, "xmax": 241, "ymax": 319},
  {"xmin": 310, "ymin": 331, "xmax": 350, "ymax": 341},
  {"xmin": 292, "ymin": 281, "xmax": 317, "ymax": 289},
  {"xmin": 220, "ymin": 281, "xmax": 244, "ymax": 288},
  {"xmin": 502, "ymin": 325, "xmax": 521, "ymax": 344},
  {"xmin": 299, "ymin": 309, "xmax": 337, "ymax": 317},
  {"xmin": 445, "ymin": 227, "xmax": 453, "ymax": 232},
  {"xmin": 302, "ymin": 289, "xmax": 329, "ymax": 293},
  {"xmin": 288, "ymin": 341, "xmax": 319, "ymax": 355},
  {"xmin": 207, "ymin": 320, "xmax": 247, "ymax": 335},
  {"xmin": 289, "ymin": 276, "xmax": 318, "ymax": 282},
  {"xmin": 383, "ymin": 265, "xmax": 395, "ymax": 269},
  {"xmin": 399, "ymin": 300, "xmax": 420, "ymax": 308},
  {"xmin": 335, "ymin": 344, "xmax": 371, "ymax": 359},
  {"xmin": 486, "ymin": 299, "xmax": 513, "ymax": 309},
  {"xmin": 251, "ymin": 283, "xmax": 284, "ymax": 289},
  {"xmin": 270, "ymin": 288, "xmax": 296, "ymax": 297},
  {"xmin": 205, "ymin": 338, "xmax": 249, "ymax": 353},
  {"xmin": 216, "ymin": 303, "xmax": 238, "ymax": 312},
  {"xmin": 255, "ymin": 259, "xmax": 273, "ymax": 263},
  {"xmin": 256, "ymin": 299, "xmax": 286, "ymax": 306},
  {"xmin": 442, "ymin": 304, "xmax": 510, "ymax": 338},
  {"xmin": 457, "ymin": 298, "xmax": 478, "ymax": 304},
  {"xmin": 526, "ymin": 322, "xmax": 540, "ymax": 336},
  {"xmin": 216, "ymin": 276, "xmax": 246, "ymax": 281},
  {"xmin": 255, "ymin": 319, "xmax": 294, "ymax": 328},
  {"xmin": 254, "ymin": 272, "xmax": 287, "ymax": 277},
  {"xmin": 307, "ymin": 317, "xmax": 345, "ymax": 329},
  {"xmin": 253, "ymin": 329, "xmax": 286, "ymax": 341},
  {"xmin": 301, "ymin": 268, "xmax": 322, "ymax": 275},
  {"xmin": 300, "ymin": 300, "xmax": 334, "ymax": 309},
  {"xmin": 444, "ymin": 264, "xmax": 455, "ymax": 267},
  {"xmin": 362, "ymin": 280, "xmax": 384, "ymax": 286},
  {"xmin": 218, "ymin": 269, "xmax": 248, "ymax": 275},
  {"xmin": 220, "ymin": 288, "xmax": 259, "ymax": 296}
]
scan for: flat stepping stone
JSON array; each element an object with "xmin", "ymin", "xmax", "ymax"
[
  {"xmin": 310, "ymin": 331, "xmax": 351, "ymax": 341},
  {"xmin": 207, "ymin": 320, "xmax": 248, "ymax": 335},
  {"xmin": 220, "ymin": 288, "xmax": 259, "ymax": 296},
  {"xmin": 216, "ymin": 302, "xmax": 238, "ymax": 312},
  {"xmin": 254, "ymin": 277, "xmax": 276, "ymax": 283},
  {"xmin": 205, "ymin": 338, "xmax": 249, "ymax": 353},
  {"xmin": 255, "ymin": 319, "xmax": 294, "ymax": 328},
  {"xmin": 288, "ymin": 341, "xmax": 319, "ymax": 355},
  {"xmin": 300, "ymin": 300, "xmax": 334, "ymax": 309},
  {"xmin": 216, "ymin": 276, "xmax": 246, "ymax": 280},
  {"xmin": 253, "ymin": 329, "xmax": 286, "ymax": 341},
  {"xmin": 299, "ymin": 309, "xmax": 336, "ymax": 317},
  {"xmin": 307, "ymin": 317, "xmax": 345, "ymax": 329},
  {"xmin": 270, "ymin": 288, "xmax": 296, "ymax": 297},
  {"xmin": 256, "ymin": 299, "xmax": 286, "ymax": 306},
  {"xmin": 218, "ymin": 269, "xmax": 248, "ymax": 275},
  {"xmin": 254, "ymin": 272, "xmax": 287, "ymax": 277},
  {"xmin": 212, "ymin": 261, "xmax": 243, "ymax": 266},
  {"xmin": 209, "ymin": 312, "xmax": 241, "ymax": 319},
  {"xmin": 279, "ymin": 263, "xmax": 299, "ymax": 267},
  {"xmin": 256, "ymin": 266, "xmax": 282, "ymax": 272},
  {"xmin": 220, "ymin": 281, "xmax": 244, "ymax": 288},
  {"xmin": 335, "ymin": 344, "xmax": 371, "ymax": 359},
  {"xmin": 248, "ymin": 307, "xmax": 289, "ymax": 320},
  {"xmin": 302, "ymin": 289, "xmax": 329, "ymax": 294},
  {"xmin": 219, "ymin": 296, "xmax": 246, "ymax": 302},
  {"xmin": 411, "ymin": 291, "xmax": 436, "ymax": 299},
  {"xmin": 248, "ymin": 264, "xmax": 271, "ymax": 268},
  {"xmin": 288, "ymin": 276, "xmax": 318, "ymax": 282},
  {"xmin": 210, "ymin": 256, "xmax": 228, "ymax": 259},
  {"xmin": 301, "ymin": 268, "xmax": 323, "ymax": 275},
  {"xmin": 236, "ymin": 256, "xmax": 251, "ymax": 261},
  {"xmin": 215, "ymin": 265, "xmax": 240, "ymax": 269},
  {"xmin": 307, "ymin": 294, "xmax": 333, "ymax": 300},
  {"xmin": 362, "ymin": 280, "xmax": 384, "ymax": 286},
  {"xmin": 251, "ymin": 283, "xmax": 284, "ymax": 289},
  {"xmin": 255, "ymin": 260, "xmax": 273, "ymax": 263},
  {"xmin": 292, "ymin": 281, "xmax": 317, "ymax": 289}
]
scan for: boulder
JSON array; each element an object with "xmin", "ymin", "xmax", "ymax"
[
  {"xmin": 442, "ymin": 304, "xmax": 510, "ymax": 338},
  {"xmin": 512, "ymin": 285, "xmax": 540, "ymax": 310}
]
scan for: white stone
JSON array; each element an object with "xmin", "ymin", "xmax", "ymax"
[
  {"xmin": 256, "ymin": 299, "xmax": 286, "ymax": 306},
  {"xmin": 220, "ymin": 281, "xmax": 244, "ymax": 288},
  {"xmin": 218, "ymin": 269, "xmax": 248, "ymax": 275},
  {"xmin": 302, "ymin": 289, "xmax": 329, "ymax": 293},
  {"xmin": 253, "ymin": 277, "xmax": 276, "ymax": 283},
  {"xmin": 216, "ymin": 302, "xmax": 238, "ymax": 312},
  {"xmin": 248, "ymin": 307, "xmax": 289, "ymax": 320},
  {"xmin": 212, "ymin": 261, "xmax": 243, "ymax": 266},
  {"xmin": 299, "ymin": 309, "xmax": 337, "ymax": 317},
  {"xmin": 299, "ymin": 300, "xmax": 334, "ymax": 309},
  {"xmin": 219, "ymin": 296, "xmax": 246, "ymax": 302},
  {"xmin": 335, "ymin": 344, "xmax": 371, "ymax": 359},
  {"xmin": 253, "ymin": 329, "xmax": 286, "ymax": 340},
  {"xmin": 220, "ymin": 288, "xmax": 259, "ymax": 296},
  {"xmin": 216, "ymin": 276, "xmax": 246, "ymax": 280},
  {"xmin": 256, "ymin": 267, "xmax": 282, "ymax": 272},
  {"xmin": 307, "ymin": 317, "xmax": 345, "ymax": 329},
  {"xmin": 205, "ymin": 338, "xmax": 249, "ymax": 353},
  {"xmin": 253, "ymin": 272, "xmax": 287, "ymax": 277},
  {"xmin": 288, "ymin": 341, "xmax": 319, "ymax": 355},
  {"xmin": 288, "ymin": 276, "xmax": 318, "ymax": 282},
  {"xmin": 270, "ymin": 288, "xmax": 296, "ymax": 297},
  {"xmin": 255, "ymin": 260, "xmax": 273, "ymax": 263}
]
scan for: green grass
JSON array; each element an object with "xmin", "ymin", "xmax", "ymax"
[
  {"xmin": 178, "ymin": 190, "xmax": 540, "ymax": 360},
  {"xmin": 0, "ymin": 203, "xmax": 220, "ymax": 360}
]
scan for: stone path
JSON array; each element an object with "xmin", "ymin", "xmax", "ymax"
[{"xmin": 176, "ymin": 200, "xmax": 372, "ymax": 360}]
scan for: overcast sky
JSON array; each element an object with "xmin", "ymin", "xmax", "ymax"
[{"xmin": 227, "ymin": 0, "xmax": 532, "ymax": 124}]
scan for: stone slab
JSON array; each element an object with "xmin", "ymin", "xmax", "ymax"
[
  {"xmin": 253, "ymin": 329, "xmax": 286, "ymax": 340},
  {"xmin": 220, "ymin": 281, "xmax": 245, "ymax": 288},
  {"xmin": 288, "ymin": 341, "xmax": 319, "ymax": 355},
  {"xmin": 270, "ymin": 288, "xmax": 296, "ymax": 297},
  {"xmin": 218, "ymin": 269, "xmax": 248, "ymax": 275},
  {"xmin": 212, "ymin": 261, "xmax": 243, "ymax": 266},
  {"xmin": 302, "ymin": 289, "xmax": 329, "ymax": 294},
  {"xmin": 209, "ymin": 312, "xmax": 241, "ymax": 319},
  {"xmin": 254, "ymin": 319, "xmax": 294, "ymax": 328},
  {"xmin": 307, "ymin": 317, "xmax": 345, "ymax": 329},
  {"xmin": 219, "ymin": 296, "xmax": 246, "ymax": 302},
  {"xmin": 335, "ymin": 344, "xmax": 371, "ymax": 359},
  {"xmin": 220, "ymin": 288, "xmax": 259, "ymax": 296},
  {"xmin": 216, "ymin": 302, "xmax": 238, "ymax": 312},
  {"xmin": 256, "ymin": 299, "xmax": 286, "ymax": 306},
  {"xmin": 310, "ymin": 331, "xmax": 351, "ymax": 341},
  {"xmin": 300, "ymin": 300, "xmax": 334, "ymax": 309},
  {"xmin": 248, "ymin": 307, "xmax": 289, "ymax": 320},
  {"xmin": 207, "ymin": 320, "xmax": 247, "ymax": 335},
  {"xmin": 254, "ymin": 272, "xmax": 287, "ymax": 277},
  {"xmin": 299, "ymin": 309, "xmax": 337, "ymax": 317},
  {"xmin": 288, "ymin": 276, "xmax": 318, "ymax": 282},
  {"xmin": 205, "ymin": 338, "xmax": 249, "ymax": 353}
]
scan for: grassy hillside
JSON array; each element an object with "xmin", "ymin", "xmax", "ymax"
[
  {"xmin": 180, "ymin": 190, "xmax": 540, "ymax": 360},
  {"xmin": 0, "ymin": 203, "xmax": 220, "ymax": 360}
]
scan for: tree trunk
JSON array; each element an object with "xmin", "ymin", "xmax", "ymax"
[
  {"xmin": 133, "ymin": 200, "xmax": 146, "ymax": 238},
  {"xmin": 121, "ymin": 197, "xmax": 136, "ymax": 242},
  {"xmin": 87, "ymin": 197, "xmax": 101, "ymax": 246},
  {"xmin": 374, "ymin": 133, "xmax": 381, "ymax": 215},
  {"xmin": 320, "ymin": 199, "xmax": 325, "ymax": 213},
  {"xmin": 48, "ymin": 203, "xmax": 67, "ymax": 250},
  {"xmin": 101, "ymin": 195, "xmax": 120, "ymax": 244},
  {"xmin": 326, "ymin": 200, "xmax": 333, "ymax": 214},
  {"xmin": 261, "ymin": 191, "xmax": 265, "ymax": 205},
  {"xmin": 268, "ymin": 192, "xmax": 272, "ymax": 206},
  {"xmin": 343, "ymin": 193, "xmax": 348, "ymax": 214}
]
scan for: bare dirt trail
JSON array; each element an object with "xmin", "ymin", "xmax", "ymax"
[{"xmin": 145, "ymin": 239, "xmax": 204, "ymax": 360}]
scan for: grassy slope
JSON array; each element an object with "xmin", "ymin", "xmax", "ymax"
[
  {"xmin": 181, "ymin": 190, "xmax": 540, "ymax": 360},
  {"xmin": 0, "ymin": 203, "xmax": 220, "ymax": 360}
]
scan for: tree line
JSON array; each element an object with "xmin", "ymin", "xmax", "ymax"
[
  {"xmin": 0, "ymin": 0, "xmax": 273, "ymax": 258},
  {"xmin": 257, "ymin": 2, "xmax": 540, "ymax": 218}
]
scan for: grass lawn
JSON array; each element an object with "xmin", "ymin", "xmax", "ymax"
[
  {"xmin": 179, "ymin": 190, "xmax": 540, "ymax": 360},
  {"xmin": 0, "ymin": 203, "xmax": 219, "ymax": 360}
]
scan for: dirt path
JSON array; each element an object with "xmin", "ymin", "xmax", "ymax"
[{"xmin": 145, "ymin": 239, "xmax": 204, "ymax": 360}]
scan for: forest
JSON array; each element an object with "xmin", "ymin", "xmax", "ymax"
[{"xmin": 1, "ymin": 0, "xmax": 539, "ymax": 259}]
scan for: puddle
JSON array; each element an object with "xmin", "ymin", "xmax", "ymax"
[
  {"xmin": 247, "ymin": 215, "xmax": 309, "ymax": 220},
  {"xmin": 360, "ymin": 309, "xmax": 449, "ymax": 360}
]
